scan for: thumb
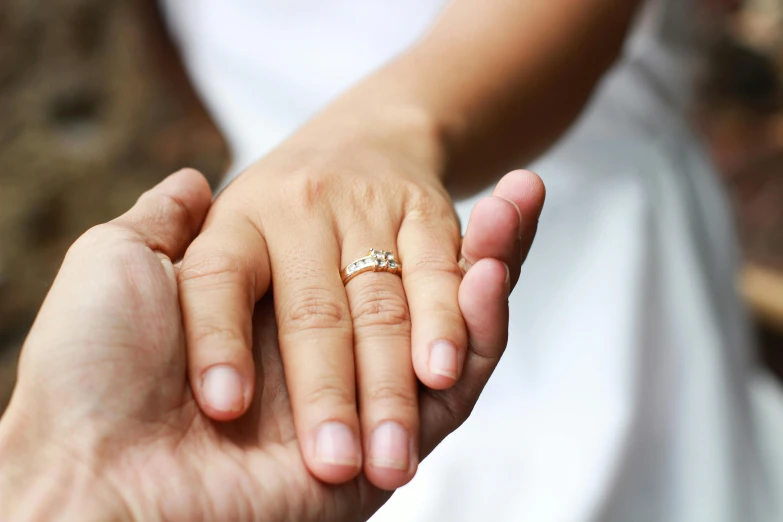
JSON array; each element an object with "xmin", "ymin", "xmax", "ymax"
[{"xmin": 112, "ymin": 168, "xmax": 212, "ymax": 260}]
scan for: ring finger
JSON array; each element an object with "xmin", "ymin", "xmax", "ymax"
[{"xmin": 342, "ymin": 229, "xmax": 419, "ymax": 491}]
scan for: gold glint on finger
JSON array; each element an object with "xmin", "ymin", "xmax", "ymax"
[{"xmin": 341, "ymin": 249, "xmax": 402, "ymax": 285}]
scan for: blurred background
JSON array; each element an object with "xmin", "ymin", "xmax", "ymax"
[{"xmin": 0, "ymin": 0, "xmax": 782, "ymax": 411}]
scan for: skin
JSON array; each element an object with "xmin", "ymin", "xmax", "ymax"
[
  {"xmin": 0, "ymin": 168, "xmax": 543, "ymax": 521},
  {"xmin": 177, "ymin": 0, "xmax": 641, "ymax": 491}
]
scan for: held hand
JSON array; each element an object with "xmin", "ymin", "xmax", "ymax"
[
  {"xmin": 178, "ymin": 110, "xmax": 544, "ymax": 489},
  {"xmin": 0, "ymin": 168, "xmax": 542, "ymax": 521}
]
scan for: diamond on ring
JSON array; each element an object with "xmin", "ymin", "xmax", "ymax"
[{"xmin": 341, "ymin": 248, "xmax": 402, "ymax": 285}]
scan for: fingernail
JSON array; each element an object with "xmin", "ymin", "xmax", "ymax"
[
  {"xmin": 507, "ymin": 199, "xmax": 523, "ymax": 239},
  {"xmin": 503, "ymin": 262, "xmax": 511, "ymax": 296},
  {"xmin": 315, "ymin": 422, "xmax": 361, "ymax": 467},
  {"xmin": 369, "ymin": 421, "xmax": 410, "ymax": 470},
  {"xmin": 202, "ymin": 365, "xmax": 244, "ymax": 413},
  {"xmin": 429, "ymin": 340, "xmax": 458, "ymax": 380}
]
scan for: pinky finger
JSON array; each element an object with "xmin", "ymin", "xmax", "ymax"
[{"xmin": 418, "ymin": 257, "xmax": 509, "ymax": 458}]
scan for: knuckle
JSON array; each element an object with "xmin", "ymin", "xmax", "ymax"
[
  {"xmin": 346, "ymin": 178, "xmax": 394, "ymax": 213},
  {"xmin": 286, "ymin": 168, "xmax": 335, "ymax": 209},
  {"xmin": 189, "ymin": 322, "xmax": 247, "ymax": 347},
  {"xmin": 304, "ymin": 381, "xmax": 355, "ymax": 410},
  {"xmin": 429, "ymin": 307, "xmax": 466, "ymax": 334},
  {"xmin": 128, "ymin": 191, "xmax": 193, "ymax": 253},
  {"xmin": 347, "ymin": 179, "xmax": 376, "ymax": 204},
  {"xmin": 366, "ymin": 380, "xmax": 417, "ymax": 411},
  {"xmin": 178, "ymin": 249, "xmax": 245, "ymax": 287},
  {"xmin": 406, "ymin": 186, "xmax": 457, "ymax": 223},
  {"xmin": 279, "ymin": 290, "xmax": 350, "ymax": 333},
  {"xmin": 145, "ymin": 190, "xmax": 192, "ymax": 231},
  {"xmin": 404, "ymin": 251, "xmax": 462, "ymax": 281},
  {"xmin": 405, "ymin": 182, "xmax": 433, "ymax": 203},
  {"xmin": 350, "ymin": 283, "xmax": 410, "ymax": 331}
]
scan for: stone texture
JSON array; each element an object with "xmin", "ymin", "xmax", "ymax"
[{"xmin": 0, "ymin": 0, "xmax": 228, "ymax": 410}]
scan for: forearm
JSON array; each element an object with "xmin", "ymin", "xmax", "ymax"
[{"xmin": 316, "ymin": 0, "xmax": 641, "ymax": 197}]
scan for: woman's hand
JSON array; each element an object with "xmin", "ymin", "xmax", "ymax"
[
  {"xmin": 0, "ymin": 169, "xmax": 540, "ymax": 521},
  {"xmin": 177, "ymin": 106, "xmax": 544, "ymax": 490}
]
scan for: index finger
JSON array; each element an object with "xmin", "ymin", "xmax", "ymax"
[{"xmin": 178, "ymin": 211, "xmax": 271, "ymax": 420}]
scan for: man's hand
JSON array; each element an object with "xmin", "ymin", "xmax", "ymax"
[{"xmin": 0, "ymin": 168, "xmax": 542, "ymax": 521}]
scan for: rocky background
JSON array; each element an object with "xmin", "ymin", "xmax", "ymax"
[
  {"xmin": 0, "ymin": 0, "xmax": 228, "ymax": 408},
  {"xmin": 0, "ymin": 0, "xmax": 782, "ymax": 411}
]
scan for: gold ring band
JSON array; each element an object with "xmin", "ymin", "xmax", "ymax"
[{"xmin": 341, "ymin": 249, "xmax": 402, "ymax": 285}]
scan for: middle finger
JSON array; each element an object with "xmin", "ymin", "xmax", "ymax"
[{"xmin": 271, "ymin": 221, "xmax": 361, "ymax": 485}]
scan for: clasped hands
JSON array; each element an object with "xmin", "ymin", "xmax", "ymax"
[{"xmin": 0, "ymin": 118, "xmax": 543, "ymax": 521}]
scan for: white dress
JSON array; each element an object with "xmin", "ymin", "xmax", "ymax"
[{"xmin": 161, "ymin": 1, "xmax": 783, "ymax": 520}]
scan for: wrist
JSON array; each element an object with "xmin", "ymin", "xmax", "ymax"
[
  {"xmin": 300, "ymin": 81, "xmax": 451, "ymax": 184},
  {"xmin": 0, "ymin": 413, "xmax": 130, "ymax": 522}
]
